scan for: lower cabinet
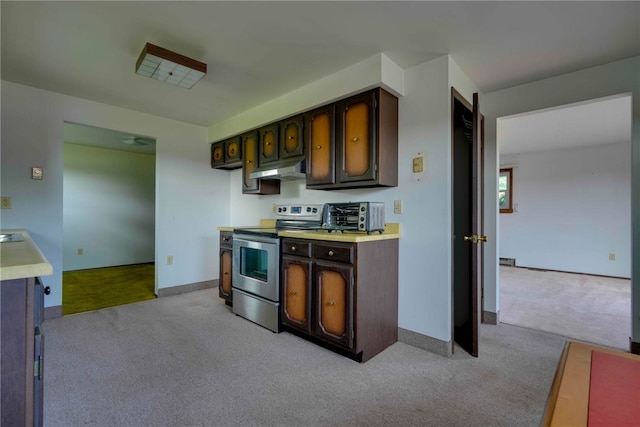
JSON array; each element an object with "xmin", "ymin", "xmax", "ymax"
[
  {"xmin": 281, "ymin": 237, "xmax": 398, "ymax": 362},
  {"xmin": 219, "ymin": 231, "xmax": 233, "ymax": 306},
  {"xmin": 1, "ymin": 276, "xmax": 45, "ymax": 427}
]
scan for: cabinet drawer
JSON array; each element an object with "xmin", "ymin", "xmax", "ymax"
[
  {"xmin": 313, "ymin": 242, "xmax": 354, "ymax": 264},
  {"xmin": 282, "ymin": 239, "xmax": 311, "ymax": 257},
  {"xmin": 219, "ymin": 232, "xmax": 233, "ymax": 248}
]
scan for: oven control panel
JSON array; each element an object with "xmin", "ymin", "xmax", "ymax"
[{"xmin": 276, "ymin": 204, "xmax": 323, "ymax": 221}]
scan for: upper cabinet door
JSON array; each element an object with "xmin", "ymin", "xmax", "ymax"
[
  {"xmin": 242, "ymin": 130, "xmax": 280, "ymax": 195},
  {"xmin": 279, "ymin": 115, "xmax": 304, "ymax": 160},
  {"xmin": 211, "ymin": 141, "xmax": 225, "ymax": 168},
  {"xmin": 305, "ymin": 105, "xmax": 336, "ymax": 186},
  {"xmin": 336, "ymin": 90, "xmax": 377, "ymax": 184},
  {"xmin": 211, "ymin": 136, "xmax": 242, "ymax": 170},
  {"xmin": 242, "ymin": 131, "xmax": 260, "ymax": 192},
  {"xmin": 258, "ymin": 124, "xmax": 279, "ymax": 166},
  {"xmin": 225, "ymin": 136, "xmax": 242, "ymax": 165}
]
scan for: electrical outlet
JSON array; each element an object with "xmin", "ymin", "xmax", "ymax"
[
  {"xmin": 609, "ymin": 253, "xmax": 616, "ymax": 261},
  {"xmin": 273, "ymin": 203, "xmax": 278, "ymax": 213},
  {"xmin": 77, "ymin": 248, "xmax": 83, "ymax": 256},
  {"xmin": 1, "ymin": 197, "xmax": 12, "ymax": 209},
  {"xmin": 167, "ymin": 255, "xmax": 173, "ymax": 265},
  {"xmin": 394, "ymin": 200, "xmax": 403, "ymax": 214}
]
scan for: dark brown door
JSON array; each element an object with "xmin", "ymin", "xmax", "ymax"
[{"xmin": 452, "ymin": 89, "xmax": 483, "ymax": 357}]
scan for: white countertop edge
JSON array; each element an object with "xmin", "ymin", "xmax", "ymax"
[{"xmin": 0, "ymin": 229, "xmax": 53, "ymax": 280}]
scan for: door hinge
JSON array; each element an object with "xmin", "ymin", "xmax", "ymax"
[{"xmin": 34, "ymin": 356, "xmax": 43, "ymax": 379}]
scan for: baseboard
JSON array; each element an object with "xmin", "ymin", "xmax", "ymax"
[
  {"xmin": 631, "ymin": 339, "xmax": 640, "ymax": 355},
  {"xmin": 513, "ymin": 265, "xmax": 630, "ymax": 281},
  {"xmin": 157, "ymin": 279, "xmax": 217, "ymax": 298},
  {"xmin": 44, "ymin": 305, "xmax": 62, "ymax": 320},
  {"xmin": 483, "ymin": 310, "xmax": 499, "ymax": 325},
  {"xmin": 398, "ymin": 327, "xmax": 452, "ymax": 357}
]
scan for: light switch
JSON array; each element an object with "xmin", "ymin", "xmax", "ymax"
[
  {"xmin": 413, "ymin": 156, "xmax": 424, "ymax": 173},
  {"xmin": 1, "ymin": 197, "xmax": 11, "ymax": 209},
  {"xmin": 32, "ymin": 167, "xmax": 43, "ymax": 180}
]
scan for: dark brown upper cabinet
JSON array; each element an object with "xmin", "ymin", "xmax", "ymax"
[
  {"xmin": 210, "ymin": 136, "xmax": 242, "ymax": 170},
  {"xmin": 241, "ymin": 130, "xmax": 280, "ymax": 195},
  {"xmin": 279, "ymin": 115, "xmax": 304, "ymax": 160},
  {"xmin": 258, "ymin": 123, "xmax": 279, "ymax": 166},
  {"xmin": 308, "ymin": 88, "xmax": 398, "ymax": 190},
  {"xmin": 304, "ymin": 105, "xmax": 336, "ymax": 187}
]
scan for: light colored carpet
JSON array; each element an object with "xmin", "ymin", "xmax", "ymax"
[
  {"xmin": 499, "ymin": 266, "xmax": 631, "ymax": 350},
  {"xmin": 43, "ymin": 289, "xmax": 567, "ymax": 427}
]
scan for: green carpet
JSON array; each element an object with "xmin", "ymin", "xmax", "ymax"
[{"xmin": 63, "ymin": 263, "xmax": 156, "ymax": 315}]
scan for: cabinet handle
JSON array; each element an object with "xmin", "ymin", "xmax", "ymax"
[
  {"xmin": 229, "ymin": 148, "xmax": 235, "ymax": 155},
  {"xmin": 328, "ymin": 300, "xmax": 335, "ymax": 306},
  {"xmin": 289, "ymin": 136, "xmax": 294, "ymax": 140},
  {"xmin": 316, "ymin": 145, "xmax": 322, "ymax": 149},
  {"xmin": 328, "ymin": 250, "xmax": 334, "ymax": 256},
  {"xmin": 247, "ymin": 160, "xmax": 252, "ymax": 164},
  {"xmin": 224, "ymin": 272, "xmax": 229, "ymax": 275},
  {"xmin": 44, "ymin": 286, "xmax": 51, "ymax": 296},
  {"xmin": 291, "ymin": 245, "xmax": 296, "ymax": 251},
  {"xmin": 352, "ymin": 137, "xmax": 358, "ymax": 142},
  {"xmin": 292, "ymin": 290, "xmax": 298, "ymax": 296},
  {"xmin": 266, "ymin": 142, "xmax": 271, "ymax": 146},
  {"xmin": 223, "ymin": 237, "xmax": 229, "ymax": 242}
]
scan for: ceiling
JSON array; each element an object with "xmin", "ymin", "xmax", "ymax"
[
  {"xmin": 64, "ymin": 123, "xmax": 156, "ymax": 155},
  {"xmin": 2, "ymin": 1, "xmax": 638, "ymax": 131},
  {"xmin": 498, "ymin": 94, "xmax": 633, "ymax": 156}
]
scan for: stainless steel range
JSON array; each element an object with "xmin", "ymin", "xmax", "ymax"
[{"xmin": 232, "ymin": 204, "xmax": 323, "ymax": 332}]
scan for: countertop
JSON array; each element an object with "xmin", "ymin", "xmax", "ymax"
[
  {"xmin": 0, "ymin": 229, "xmax": 53, "ymax": 280},
  {"xmin": 218, "ymin": 223, "xmax": 400, "ymax": 243}
]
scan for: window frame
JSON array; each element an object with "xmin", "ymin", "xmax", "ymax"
[{"xmin": 499, "ymin": 167, "xmax": 514, "ymax": 214}]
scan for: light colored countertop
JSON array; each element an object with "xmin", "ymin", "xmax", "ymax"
[
  {"xmin": 217, "ymin": 223, "xmax": 400, "ymax": 242},
  {"xmin": 0, "ymin": 229, "xmax": 53, "ymax": 280}
]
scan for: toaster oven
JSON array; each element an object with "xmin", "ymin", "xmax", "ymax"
[{"xmin": 322, "ymin": 202, "xmax": 385, "ymax": 234}]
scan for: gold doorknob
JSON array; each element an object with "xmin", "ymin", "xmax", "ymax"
[
  {"xmin": 464, "ymin": 235, "xmax": 488, "ymax": 243},
  {"xmin": 328, "ymin": 300, "xmax": 335, "ymax": 306}
]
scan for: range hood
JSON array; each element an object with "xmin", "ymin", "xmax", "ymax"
[{"xmin": 249, "ymin": 158, "xmax": 306, "ymax": 181}]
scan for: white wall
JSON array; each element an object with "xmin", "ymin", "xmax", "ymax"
[
  {"xmin": 1, "ymin": 80, "xmax": 227, "ymax": 307},
  {"xmin": 483, "ymin": 55, "xmax": 640, "ymax": 344},
  {"xmin": 500, "ymin": 142, "xmax": 631, "ymax": 277},
  {"xmin": 63, "ymin": 143, "xmax": 156, "ymax": 271}
]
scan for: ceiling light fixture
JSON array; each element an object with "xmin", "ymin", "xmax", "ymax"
[{"xmin": 135, "ymin": 42, "xmax": 206, "ymax": 89}]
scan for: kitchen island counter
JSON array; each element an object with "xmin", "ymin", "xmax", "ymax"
[{"xmin": 0, "ymin": 229, "xmax": 53, "ymax": 280}]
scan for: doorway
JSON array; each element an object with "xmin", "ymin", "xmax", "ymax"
[
  {"xmin": 62, "ymin": 122, "xmax": 157, "ymax": 314},
  {"xmin": 496, "ymin": 94, "xmax": 633, "ymax": 348},
  {"xmin": 451, "ymin": 89, "xmax": 484, "ymax": 356}
]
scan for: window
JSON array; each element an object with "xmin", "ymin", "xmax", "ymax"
[{"xmin": 499, "ymin": 168, "xmax": 513, "ymax": 213}]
